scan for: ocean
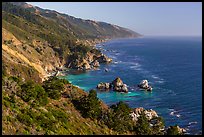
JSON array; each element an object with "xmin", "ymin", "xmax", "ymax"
[{"xmin": 61, "ymin": 36, "xmax": 202, "ymax": 135}]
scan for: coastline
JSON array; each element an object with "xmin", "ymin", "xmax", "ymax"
[{"xmin": 42, "ymin": 36, "xmax": 140, "ymax": 81}]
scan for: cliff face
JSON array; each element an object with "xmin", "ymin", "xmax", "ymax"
[{"xmin": 2, "ymin": 2, "xmax": 141, "ymax": 82}]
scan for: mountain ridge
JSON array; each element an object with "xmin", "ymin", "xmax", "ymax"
[{"xmin": 9, "ymin": 2, "xmax": 142, "ymax": 40}]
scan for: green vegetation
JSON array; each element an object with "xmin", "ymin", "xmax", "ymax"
[
  {"xmin": 2, "ymin": 76, "xmax": 119, "ymax": 135},
  {"xmin": 166, "ymin": 125, "xmax": 182, "ymax": 135},
  {"xmin": 2, "ymin": 75, "xmax": 181, "ymax": 135},
  {"xmin": 134, "ymin": 111, "xmax": 151, "ymax": 135},
  {"xmin": 101, "ymin": 101, "xmax": 134, "ymax": 133},
  {"xmin": 18, "ymin": 81, "xmax": 48, "ymax": 107},
  {"xmin": 72, "ymin": 90, "xmax": 102, "ymax": 119},
  {"xmin": 43, "ymin": 77, "xmax": 68, "ymax": 100}
]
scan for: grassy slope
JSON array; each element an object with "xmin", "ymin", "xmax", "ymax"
[{"xmin": 2, "ymin": 77, "xmax": 121, "ymax": 135}]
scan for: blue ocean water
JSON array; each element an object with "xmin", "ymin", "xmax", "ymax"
[{"xmin": 62, "ymin": 36, "xmax": 202, "ymax": 135}]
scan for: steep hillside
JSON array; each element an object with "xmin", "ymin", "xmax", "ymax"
[
  {"xmin": 2, "ymin": 76, "xmax": 120, "ymax": 135},
  {"xmin": 2, "ymin": 2, "xmax": 141, "ymax": 82},
  {"xmin": 10, "ymin": 2, "xmax": 142, "ymax": 40}
]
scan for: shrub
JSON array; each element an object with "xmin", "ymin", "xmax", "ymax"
[
  {"xmin": 32, "ymin": 84, "xmax": 48, "ymax": 107},
  {"xmin": 19, "ymin": 81, "xmax": 48, "ymax": 106},
  {"xmin": 73, "ymin": 90, "xmax": 102, "ymax": 120},
  {"xmin": 43, "ymin": 77, "xmax": 66, "ymax": 100},
  {"xmin": 166, "ymin": 125, "xmax": 181, "ymax": 135},
  {"xmin": 49, "ymin": 108, "xmax": 69, "ymax": 123},
  {"xmin": 151, "ymin": 116, "xmax": 165, "ymax": 135},
  {"xmin": 134, "ymin": 111, "xmax": 152, "ymax": 135},
  {"xmin": 35, "ymin": 112, "xmax": 57, "ymax": 132},
  {"xmin": 17, "ymin": 111, "xmax": 34, "ymax": 126},
  {"xmin": 102, "ymin": 101, "xmax": 134, "ymax": 133},
  {"xmin": 20, "ymin": 81, "xmax": 37, "ymax": 102},
  {"xmin": 8, "ymin": 76, "xmax": 21, "ymax": 84}
]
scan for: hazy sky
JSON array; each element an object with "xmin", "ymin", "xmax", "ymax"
[{"xmin": 28, "ymin": 2, "xmax": 202, "ymax": 36}]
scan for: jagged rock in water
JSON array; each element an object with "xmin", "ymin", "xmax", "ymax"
[
  {"xmin": 112, "ymin": 77, "xmax": 128, "ymax": 93},
  {"xmin": 97, "ymin": 54, "xmax": 112, "ymax": 63},
  {"xmin": 97, "ymin": 82, "xmax": 111, "ymax": 90},
  {"xmin": 112, "ymin": 77, "xmax": 124, "ymax": 87},
  {"xmin": 104, "ymin": 68, "xmax": 109, "ymax": 72},
  {"xmin": 138, "ymin": 79, "xmax": 153, "ymax": 91},
  {"xmin": 96, "ymin": 77, "xmax": 128, "ymax": 93}
]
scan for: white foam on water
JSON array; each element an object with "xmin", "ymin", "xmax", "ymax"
[
  {"xmin": 189, "ymin": 121, "xmax": 198, "ymax": 125},
  {"xmin": 115, "ymin": 52, "xmax": 121, "ymax": 56},
  {"xmin": 129, "ymin": 63, "xmax": 142, "ymax": 71},
  {"xmin": 151, "ymin": 75, "xmax": 160, "ymax": 79},
  {"xmin": 155, "ymin": 80, "xmax": 165, "ymax": 84},
  {"xmin": 169, "ymin": 109, "xmax": 182, "ymax": 118},
  {"xmin": 176, "ymin": 114, "xmax": 181, "ymax": 118}
]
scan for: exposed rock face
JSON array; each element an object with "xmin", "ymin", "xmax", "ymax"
[
  {"xmin": 138, "ymin": 80, "xmax": 153, "ymax": 91},
  {"xmin": 81, "ymin": 62, "xmax": 91, "ymax": 70},
  {"xmin": 166, "ymin": 125, "xmax": 186, "ymax": 134},
  {"xmin": 97, "ymin": 54, "xmax": 112, "ymax": 63},
  {"xmin": 130, "ymin": 107, "xmax": 158, "ymax": 122},
  {"xmin": 144, "ymin": 109, "xmax": 158, "ymax": 120},
  {"xmin": 96, "ymin": 77, "xmax": 128, "ymax": 93},
  {"xmin": 176, "ymin": 126, "xmax": 186, "ymax": 134},
  {"xmin": 97, "ymin": 82, "xmax": 111, "ymax": 90},
  {"xmin": 112, "ymin": 77, "xmax": 128, "ymax": 93},
  {"xmin": 112, "ymin": 77, "xmax": 123, "ymax": 87},
  {"xmin": 92, "ymin": 60, "xmax": 100, "ymax": 68},
  {"xmin": 67, "ymin": 51, "xmax": 112, "ymax": 70}
]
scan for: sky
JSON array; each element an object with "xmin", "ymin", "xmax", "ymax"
[{"xmin": 28, "ymin": 2, "xmax": 202, "ymax": 36}]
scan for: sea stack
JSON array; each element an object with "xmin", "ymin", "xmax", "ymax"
[
  {"xmin": 96, "ymin": 77, "xmax": 128, "ymax": 93},
  {"xmin": 138, "ymin": 80, "xmax": 153, "ymax": 91},
  {"xmin": 111, "ymin": 77, "xmax": 128, "ymax": 93}
]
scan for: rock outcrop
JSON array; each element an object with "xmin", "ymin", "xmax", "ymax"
[
  {"xmin": 97, "ymin": 54, "xmax": 112, "ymax": 63},
  {"xmin": 166, "ymin": 125, "xmax": 186, "ymax": 135},
  {"xmin": 130, "ymin": 107, "xmax": 158, "ymax": 122},
  {"xmin": 91, "ymin": 60, "xmax": 100, "ymax": 68},
  {"xmin": 67, "ymin": 51, "xmax": 112, "ymax": 71},
  {"xmin": 96, "ymin": 77, "xmax": 128, "ymax": 93},
  {"xmin": 112, "ymin": 77, "xmax": 128, "ymax": 93},
  {"xmin": 138, "ymin": 80, "xmax": 153, "ymax": 91},
  {"xmin": 97, "ymin": 82, "xmax": 111, "ymax": 90}
]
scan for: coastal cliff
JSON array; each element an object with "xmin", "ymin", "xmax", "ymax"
[{"xmin": 2, "ymin": 2, "xmax": 141, "ymax": 82}]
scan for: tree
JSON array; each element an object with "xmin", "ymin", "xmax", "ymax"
[
  {"xmin": 102, "ymin": 101, "xmax": 134, "ymax": 133},
  {"xmin": 134, "ymin": 111, "xmax": 152, "ymax": 135},
  {"xmin": 75, "ymin": 89, "xmax": 102, "ymax": 119},
  {"xmin": 20, "ymin": 81, "xmax": 37, "ymax": 102},
  {"xmin": 32, "ymin": 84, "xmax": 48, "ymax": 106},
  {"xmin": 19, "ymin": 81, "xmax": 48, "ymax": 106},
  {"xmin": 81, "ymin": 90, "xmax": 101, "ymax": 119},
  {"xmin": 43, "ymin": 77, "xmax": 66, "ymax": 100}
]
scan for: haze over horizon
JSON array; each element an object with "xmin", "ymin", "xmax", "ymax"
[{"xmin": 28, "ymin": 2, "xmax": 202, "ymax": 36}]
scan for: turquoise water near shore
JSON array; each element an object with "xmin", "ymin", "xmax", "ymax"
[{"xmin": 61, "ymin": 36, "xmax": 202, "ymax": 135}]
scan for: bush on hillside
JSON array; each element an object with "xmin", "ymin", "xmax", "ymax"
[
  {"xmin": 134, "ymin": 111, "xmax": 152, "ymax": 135},
  {"xmin": 101, "ymin": 101, "xmax": 134, "ymax": 133},
  {"xmin": 166, "ymin": 125, "xmax": 181, "ymax": 135},
  {"xmin": 72, "ymin": 89, "xmax": 102, "ymax": 119},
  {"xmin": 43, "ymin": 77, "xmax": 68, "ymax": 100},
  {"xmin": 18, "ymin": 81, "xmax": 48, "ymax": 106}
]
